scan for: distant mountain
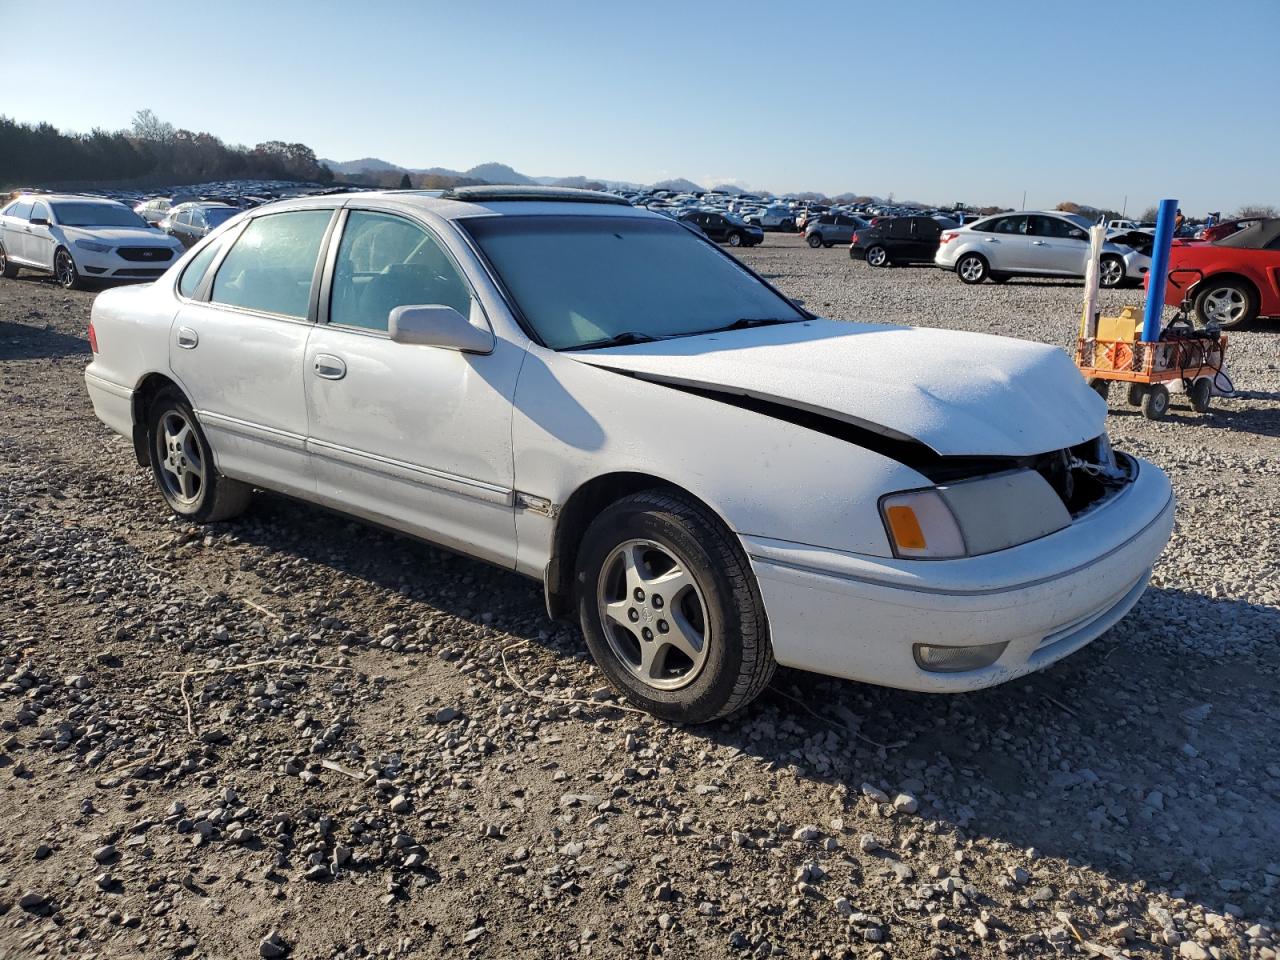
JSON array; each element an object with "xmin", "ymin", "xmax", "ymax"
[
  {"xmin": 320, "ymin": 157, "xmax": 406, "ymax": 175},
  {"xmin": 653, "ymin": 177, "xmax": 705, "ymax": 193},
  {"xmin": 462, "ymin": 162, "xmax": 535, "ymax": 185}
]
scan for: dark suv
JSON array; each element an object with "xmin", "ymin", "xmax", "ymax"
[
  {"xmin": 678, "ymin": 211, "xmax": 764, "ymax": 247},
  {"xmin": 850, "ymin": 216, "xmax": 943, "ymax": 267},
  {"xmin": 165, "ymin": 202, "xmax": 240, "ymax": 249}
]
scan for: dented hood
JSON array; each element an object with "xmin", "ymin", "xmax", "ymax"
[{"xmin": 566, "ymin": 318, "xmax": 1105, "ymax": 457}]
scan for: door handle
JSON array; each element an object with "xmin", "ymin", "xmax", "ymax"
[
  {"xmin": 984, "ymin": 237, "xmax": 999, "ymax": 242},
  {"xmin": 314, "ymin": 354, "xmax": 346, "ymax": 380},
  {"xmin": 1032, "ymin": 240, "xmax": 1047, "ymax": 245},
  {"xmin": 176, "ymin": 326, "xmax": 198, "ymax": 349}
]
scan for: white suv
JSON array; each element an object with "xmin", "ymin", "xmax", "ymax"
[
  {"xmin": 0, "ymin": 194, "xmax": 184, "ymax": 289},
  {"xmin": 936, "ymin": 211, "xmax": 1130, "ymax": 287}
]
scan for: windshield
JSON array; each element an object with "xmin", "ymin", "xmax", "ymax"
[
  {"xmin": 205, "ymin": 207, "xmax": 238, "ymax": 226},
  {"xmin": 462, "ymin": 215, "xmax": 804, "ymax": 350},
  {"xmin": 51, "ymin": 202, "xmax": 148, "ymax": 228}
]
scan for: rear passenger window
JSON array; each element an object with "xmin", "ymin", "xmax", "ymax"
[
  {"xmin": 211, "ymin": 210, "xmax": 332, "ymax": 318},
  {"xmin": 178, "ymin": 236, "xmax": 226, "ymax": 299},
  {"xmin": 329, "ymin": 211, "xmax": 471, "ymax": 332},
  {"xmin": 8, "ymin": 201, "xmax": 33, "ymax": 220}
]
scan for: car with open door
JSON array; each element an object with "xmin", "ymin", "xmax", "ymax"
[{"xmin": 83, "ymin": 186, "xmax": 1173, "ymax": 723}]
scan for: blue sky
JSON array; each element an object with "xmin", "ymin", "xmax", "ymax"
[{"xmin": 2, "ymin": 0, "xmax": 1275, "ymax": 214}]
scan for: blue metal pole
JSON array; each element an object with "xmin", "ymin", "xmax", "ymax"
[{"xmin": 1142, "ymin": 198, "xmax": 1179, "ymax": 341}]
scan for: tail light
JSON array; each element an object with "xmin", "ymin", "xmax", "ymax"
[
  {"xmin": 850, "ymin": 232, "xmax": 859, "ymax": 245},
  {"xmin": 940, "ymin": 231, "xmax": 958, "ymax": 245},
  {"xmin": 87, "ymin": 320, "xmax": 99, "ymax": 354}
]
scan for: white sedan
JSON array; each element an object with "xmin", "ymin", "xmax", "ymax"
[
  {"xmin": 0, "ymin": 194, "xmax": 184, "ymax": 288},
  {"xmin": 83, "ymin": 187, "xmax": 1174, "ymax": 722}
]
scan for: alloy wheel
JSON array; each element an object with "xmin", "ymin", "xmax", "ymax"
[
  {"xmin": 55, "ymin": 250, "xmax": 76, "ymax": 288},
  {"xmin": 597, "ymin": 538, "xmax": 710, "ymax": 691},
  {"xmin": 1100, "ymin": 257, "xmax": 1124, "ymax": 287},
  {"xmin": 867, "ymin": 246, "xmax": 887, "ymax": 267},
  {"xmin": 959, "ymin": 256, "xmax": 985, "ymax": 282},
  {"xmin": 154, "ymin": 409, "xmax": 206, "ymax": 505},
  {"xmin": 1202, "ymin": 287, "xmax": 1247, "ymax": 325}
]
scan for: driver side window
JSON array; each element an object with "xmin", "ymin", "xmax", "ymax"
[{"xmin": 329, "ymin": 211, "xmax": 471, "ymax": 332}]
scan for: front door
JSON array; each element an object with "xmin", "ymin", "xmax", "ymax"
[
  {"xmin": 1030, "ymin": 215, "xmax": 1090, "ymax": 275},
  {"xmin": 303, "ymin": 208, "xmax": 522, "ymax": 568},
  {"xmin": 169, "ymin": 207, "xmax": 336, "ymax": 497},
  {"xmin": 27, "ymin": 200, "xmax": 57, "ymax": 269}
]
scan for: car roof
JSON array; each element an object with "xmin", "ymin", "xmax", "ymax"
[
  {"xmin": 13, "ymin": 193, "xmax": 129, "ymax": 205},
  {"xmin": 245, "ymin": 188, "xmax": 662, "ymax": 224},
  {"xmin": 1215, "ymin": 217, "xmax": 1280, "ymax": 249}
]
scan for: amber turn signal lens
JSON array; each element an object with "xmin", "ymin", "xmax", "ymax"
[{"xmin": 885, "ymin": 505, "xmax": 926, "ymax": 550}]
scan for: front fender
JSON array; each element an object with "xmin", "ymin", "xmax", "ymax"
[{"xmin": 510, "ymin": 346, "xmax": 929, "ymax": 578}]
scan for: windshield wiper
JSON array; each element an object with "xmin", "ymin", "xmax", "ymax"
[
  {"xmin": 694, "ymin": 317, "xmax": 800, "ymax": 335},
  {"xmin": 571, "ymin": 331, "xmax": 662, "ymax": 351}
]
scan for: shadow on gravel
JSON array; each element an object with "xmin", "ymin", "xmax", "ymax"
[
  {"xmin": 222, "ymin": 491, "xmax": 1279, "ymax": 916},
  {"xmin": 0, "ymin": 319, "xmax": 90, "ymax": 361},
  {"xmin": 1108, "ymin": 404, "xmax": 1280, "ymax": 439}
]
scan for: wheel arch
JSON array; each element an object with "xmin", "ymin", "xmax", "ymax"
[
  {"xmin": 130, "ymin": 372, "xmax": 186, "ymax": 467},
  {"xmin": 542, "ymin": 471, "xmax": 724, "ymax": 621},
  {"xmin": 1192, "ymin": 270, "xmax": 1259, "ymax": 303}
]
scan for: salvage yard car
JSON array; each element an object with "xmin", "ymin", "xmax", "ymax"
[
  {"xmin": 937, "ymin": 211, "xmax": 1134, "ymax": 287},
  {"xmin": 1, "ymin": 194, "xmax": 185, "ymax": 289},
  {"xmin": 1162, "ymin": 217, "xmax": 1280, "ymax": 328},
  {"xmin": 82, "ymin": 186, "xmax": 1175, "ymax": 723}
]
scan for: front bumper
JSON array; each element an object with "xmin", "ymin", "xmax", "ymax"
[
  {"xmin": 744, "ymin": 456, "xmax": 1174, "ymax": 692},
  {"xmin": 76, "ymin": 246, "xmax": 179, "ymax": 280}
]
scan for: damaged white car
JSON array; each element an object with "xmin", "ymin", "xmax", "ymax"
[{"xmin": 83, "ymin": 187, "xmax": 1175, "ymax": 722}]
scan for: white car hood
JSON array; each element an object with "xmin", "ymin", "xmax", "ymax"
[
  {"xmin": 566, "ymin": 319, "xmax": 1105, "ymax": 458},
  {"xmin": 63, "ymin": 226, "xmax": 173, "ymax": 245}
]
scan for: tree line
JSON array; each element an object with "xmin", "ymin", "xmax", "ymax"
[{"xmin": 0, "ymin": 110, "xmax": 334, "ymax": 189}]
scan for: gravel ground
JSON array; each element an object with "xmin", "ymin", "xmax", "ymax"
[{"xmin": 1, "ymin": 234, "xmax": 1277, "ymax": 959}]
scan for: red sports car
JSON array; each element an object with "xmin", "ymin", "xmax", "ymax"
[{"xmin": 1161, "ymin": 218, "xmax": 1280, "ymax": 327}]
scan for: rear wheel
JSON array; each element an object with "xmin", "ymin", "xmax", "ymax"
[
  {"xmin": 1194, "ymin": 279, "xmax": 1257, "ymax": 329},
  {"xmin": 54, "ymin": 247, "xmax": 85, "ymax": 290},
  {"xmin": 0, "ymin": 243, "xmax": 17, "ymax": 279},
  {"xmin": 956, "ymin": 253, "xmax": 988, "ymax": 284},
  {"xmin": 147, "ymin": 390, "xmax": 252, "ymax": 522},
  {"xmin": 807, "ymin": 234, "xmax": 823, "ymax": 248},
  {"xmin": 728, "ymin": 232, "xmax": 743, "ymax": 247},
  {"xmin": 575, "ymin": 490, "xmax": 775, "ymax": 723},
  {"xmin": 1127, "ymin": 383, "xmax": 1145, "ymax": 407},
  {"xmin": 865, "ymin": 245, "xmax": 889, "ymax": 268},
  {"xmin": 1189, "ymin": 378, "xmax": 1212, "ymax": 413}
]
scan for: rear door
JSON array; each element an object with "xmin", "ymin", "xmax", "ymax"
[
  {"xmin": 169, "ymin": 206, "xmax": 337, "ymax": 497},
  {"xmin": 908, "ymin": 218, "xmax": 941, "ymax": 261},
  {"xmin": 2, "ymin": 200, "xmax": 33, "ymax": 263},
  {"xmin": 982, "ymin": 215, "xmax": 1033, "ymax": 271}
]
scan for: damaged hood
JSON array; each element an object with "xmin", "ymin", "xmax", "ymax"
[{"xmin": 566, "ymin": 319, "xmax": 1105, "ymax": 457}]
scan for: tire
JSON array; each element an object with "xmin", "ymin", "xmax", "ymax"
[
  {"xmin": 0, "ymin": 243, "xmax": 18, "ymax": 279},
  {"xmin": 1127, "ymin": 383, "xmax": 1145, "ymax": 407},
  {"xmin": 728, "ymin": 232, "xmax": 743, "ymax": 247},
  {"xmin": 147, "ymin": 389, "xmax": 252, "ymax": 522},
  {"xmin": 1141, "ymin": 384, "xmax": 1170, "ymax": 420},
  {"xmin": 1194, "ymin": 279, "xmax": 1257, "ymax": 329},
  {"xmin": 865, "ymin": 245, "xmax": 890, "ymax": 268},
  {"xmin": 54, "ymin": 247, "xmax": 85, "ymax": 290},
  {"xmin": 956, "ymin": 253, "xmax": 988, "ymax": 284},
  {"xmin": 1189, "ymin": 378, "xmax": 1212, "ymax": 413},
  {"xmin": 1099, "ymin": 255, "xmax": 1125, "ymax": 289},
  {"xmin": 1088, "ymin": 378, "xmax": 1111, "ymax": 401},
  {"xmin": 807, "ymin": 234, "xmax": 823, "ymax": 249},
  {"xmin": 575, "ymin": 490, "xmax": 775, "ymax": 723}
]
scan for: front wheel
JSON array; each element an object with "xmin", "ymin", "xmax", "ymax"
[
  {"xmin": 54, "ymin": 247, "xmax": 85, "ymax": 290},
  {"xmin": 807, "ymin": 234, "xmax": 823, "ymax": 248},
  {"xmin": 1194, "ymin": 279, "xmax": 1257, "ymax": 329},
  {"xmin": 575, "ymin": 490, "xmax": 775, "ymax": 723},
  {"xmin": 1099, "ymin": 255, "xmax": 1125, "ymax": 289},
  {"xmin": 1141, "ymin": 384, "xmax": 1170, "ymax": 420},
  {"xmin": 956, "ymin": 253, "xmax": 988, "ymax": 284},
  {"xmin": 1189, "ymin": 378, "xmax": 1212, "ymax": 413},
  {"xmin": 0, "ymin": 243, "xmax": 18, "ymax": 279},
  {"xmin": 728, "ymin": 232, "xmax": 743, "ymax": 247},
  {"xmin": 147, "ymin": 390, "xmax": 252, "ymax": 522}
]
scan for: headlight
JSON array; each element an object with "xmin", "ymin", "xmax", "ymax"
[
  {"xmin": 879, "ymin": 489, "xmax": 966, "ymax": 559},
  {"xmin": 74, "ymin": 239, "xmax": 113, "ymax": 253}
]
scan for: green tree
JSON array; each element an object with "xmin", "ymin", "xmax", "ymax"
[{"xmin": 398, "ymin": 172, "xmax": 412, "ymax": 189}]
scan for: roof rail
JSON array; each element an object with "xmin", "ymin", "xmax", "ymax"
[{"xmin": 438, "ymin": 185, "xmax": 631, "ymax": 206}]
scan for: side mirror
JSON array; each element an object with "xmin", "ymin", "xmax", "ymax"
[
  {"xmin": 389, "ymin": 304, "xmax": 493, "ymax": 354},
  {"xmin": 28, "ymin": 217, "xmax": 49, "ymax": 227}
]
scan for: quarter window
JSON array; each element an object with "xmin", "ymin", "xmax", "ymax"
[
  {"xmin": 178, "ymin": 235, "xmax": 226, "ymax": 299},
  {"xmin": 329, "ymin": 211, "xmax": 471, "ymax": 332},
  {"xmin": 8, "ymin": 201, "xmax": 33, "ymax": 221},
  {"xmin": 210, "ymin": 210, "xmax": 332, "ymax": 318}
]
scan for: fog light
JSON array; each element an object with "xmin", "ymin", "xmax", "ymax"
[{"xmin": 913, "ymin": 641, "xmax": 1008, "ymax": 673}]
